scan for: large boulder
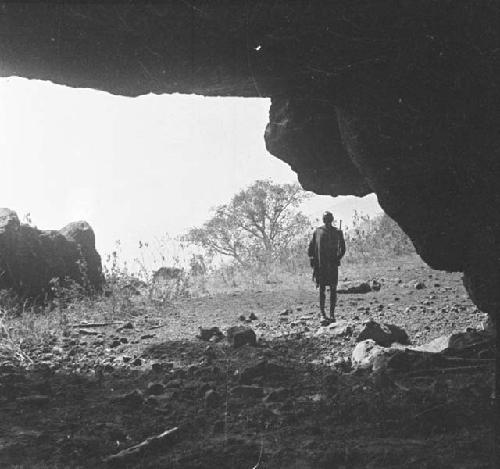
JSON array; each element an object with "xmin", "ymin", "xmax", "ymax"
[
  {"xmin": 351, "ymin": 340, "xmax": 388, "ymax": 370},
  {"xmin": 226, "ymin": 326, "xmax": 257, "ymax": 348},
  {"xmin": 355, "ymin": 327, "xmax": 496, "ymax": 372},
  {"xmin": 414, "ymin": 329, "xmax": 494, "ymax": 358},
  {"xmin": 356, "ymin": 320, "xmax": 411, "ymax": 348},
  {"xmin": 0, "ymin": 208, "xmax": 102, "ymax": 299}
]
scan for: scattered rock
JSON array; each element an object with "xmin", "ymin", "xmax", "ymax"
[
  {"xmin": 351, "ymin": 340, "xmax": 388, "ymax": 369},
  {"xmin": 145, "ymin": 396, "xmax": 161, "ymax": 406},
  {"xmin": 112, "ymin": 389, "xmax": 144, "ymax": 407},
  {"xmin": 482, "ymin": 317, "xmax": 496, "ymax": 337},
  {"xmin": 79, "ymin": 329, "xmax": 98, "ymax": 336},
  {"xmin": 197, "ymin": 327, "xmax": 224, "ymax": 342},
  {"xmin": 308, "ymin": 393, "xmax": 325, "ymax": 403},
  {"xmin": 357, "ymin": 320, "xmax": 410, "ymax": 347},
  {"xmin": 238, "ymin": 315, "xmax": 246, "ymax": 321},
  {"xmin": 315, "ymin": 320, "xmax": 353, "ymax": 338},
  {"xmin": 226, "ymin": 326, "xmax": 256, "ymax": 348},
  {"xmin": 122, "ymin": 356, "xmax": 132, "ymax": 363},
  {"xmin": 110, "ymin": 339, "xmax": 121, "ymax": 348},
  {"xmin": 152, "ymin": 362, "xmax": 173, "ymax": 372},
  {"xmin": 131, "ymin": 358, "xmax": 142, "ymax": 367},
  {"xmin": 165, "ymin": 379, "xmax": 182, "ymax": 389},
  {"xmin": 140, "ymin": 334, "xmax": 155, "ymax": 340},
  {"xmin": 370, "ymin": 280, "xmax": 382, "ymax": 291},
  {"xmin": 414, "ymin": 281, "xmax": 426, "ymax": 290},
  {"xmin": 200, "ymin": 346, "xmax": 216, "ymax": 362},
  {"xmin": 248, "ymin": 312, "xmax": 258, "ymax": 321},
  {"xmin": 371, "ymin": 348, "xmax": 408, "ymax": 373},
  {"xmin": 332, "ymin": 356, "xmax": 352, "ymax": 373},
  {"xmin": 372, "ymin": 346, "xmax": 474, "ymax": 374},
  {"xmin": 300, "ymin": 315, "xmax": 314, "ymax": 321},
  {"xmin": 183, "ymin": 380, "xmax": 199, "ymax": 393},
  {"xmin": 239, "ymin": 360, "xmax": 289, "ymax": 385},
  {"xmin": 412, "ymin": 336, "xmax": 450, "ymax": 353},
  {"xmin": 414, "ymin": 329, "xmax": 494, "ymax": 356},
  {"xmin": 151, "ymin": 363, "xmax": 163, "ymax": 373},
  {"xmin": 120, "ymin": 337, "xmax": 128, "ymax": 344},
  {"xmin": 204, "ymin": 389, "xmax": 220, "ymax": 407},
  {"xmin": 146, "ymin": 382, "xmax": 165, "ymax": 396},
  {"xmin": 51, "ymin": 347, "xmax": 63, "ymax": 356},
  {"xmin": 453, "ymin": 329, "xmax": 479, "ymax": 350},
  {"xmin": 337, "ymin": 282, "xmax": 372, "ymax": 294},
  {"xmin": 230, "ymin": 385, "xmax": 264, "ymax": 398},
  {"xmin": 280, "ymin": 308, "xmax": 292, "ymax": 316}
]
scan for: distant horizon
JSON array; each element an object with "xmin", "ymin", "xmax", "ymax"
[
  {"xmin": 1, "ymin": 77, "xmax": 381, "ymax": 271},
  {"xmin": 1, "ymin": 188, "xmax": 382, "ymax": 274}
]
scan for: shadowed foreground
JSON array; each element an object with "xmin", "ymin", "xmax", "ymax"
[{"xmin": 0, "ymin": 257, "xmax": 495, "ymax": 468}]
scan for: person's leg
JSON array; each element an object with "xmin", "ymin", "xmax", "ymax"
[
  {"xmin": 329, "ymin": 268, "xmax": 339, "ymax": 321},
  {"xmin": 319, "ymin": 284, "xmax": 326, "ymax": 318},
  {"xmin": 329, "ymin": 286, "xmax": 337, "ymax": 321}
]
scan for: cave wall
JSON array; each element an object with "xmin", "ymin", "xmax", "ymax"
[{"xmin": 1, "ymin": 1, "xmax": 499, "ymax": 320}]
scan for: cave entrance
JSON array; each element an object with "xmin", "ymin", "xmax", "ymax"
[{"xmin": 0, "ymin": 77, "xmax": 381, "ymax": 273}]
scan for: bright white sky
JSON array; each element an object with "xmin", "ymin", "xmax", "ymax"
[{"xmin": 0, "ymin": 77, "xmax": 381, "ymax": 270}]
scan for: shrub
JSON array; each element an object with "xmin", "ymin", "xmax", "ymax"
[{"xmin": 343, "ymin": 212, "xmax": 415, "ymax": 263}]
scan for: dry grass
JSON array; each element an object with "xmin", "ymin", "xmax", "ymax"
[{"xmin": 0, "ymin": 252, "xmax": 435, "ymax": 368}]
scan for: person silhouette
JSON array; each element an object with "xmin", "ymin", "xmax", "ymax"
[{"xmin": 308, "ymin": 211, "xmax": 346, "ymax": 324}]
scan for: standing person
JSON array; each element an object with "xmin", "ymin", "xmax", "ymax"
[{"xmin": 308, "ymin": 211, "xmax": 346, "ymax": 324}]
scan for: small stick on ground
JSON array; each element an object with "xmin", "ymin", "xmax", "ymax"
[
  {"xmin": 71, "ymin": 321, "xmax": 125, "ymax": 328},
  {"xmin": 103, "ymin": 427, "xmax": 179, "ymax": 466}
]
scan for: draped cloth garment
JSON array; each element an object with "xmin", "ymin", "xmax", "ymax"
[{"xmin": 308, "ymin": 225, "xmax": 346, "ymax": 287}]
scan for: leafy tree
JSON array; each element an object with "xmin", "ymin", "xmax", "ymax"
[{"xmin": 186, "ymin": 180, "xmax": 311, "ymax": 267}]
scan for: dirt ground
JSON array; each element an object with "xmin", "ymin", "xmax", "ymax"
[{"xmin": 0, "ymin": 256, "xmax": 495, "ymax": 468}]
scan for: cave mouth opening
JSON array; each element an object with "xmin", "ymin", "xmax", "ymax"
[{"xmin": 0, "ymin": 76, "xmax": 381, "ymax": 272}]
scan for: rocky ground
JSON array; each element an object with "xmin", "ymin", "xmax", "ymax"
[{"xmin": 0, "ymin": 256, "xmax": 495, "ymax": 468}]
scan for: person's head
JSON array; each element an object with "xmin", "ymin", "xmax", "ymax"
[{"xmin": 322, "ymin": 211, "xmax": 334, "ymax": 225}]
